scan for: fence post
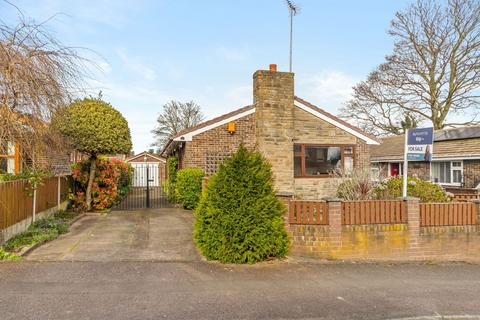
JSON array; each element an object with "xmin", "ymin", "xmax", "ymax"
[
  {"xmin": 324, "ymin": 197, "xmax": 342, "ymax": 248},
  {"xmin": 473, "ymin": 199, "xmax": 480, "ymax": 225},
  {"xmin": 57, "ymin": 176, "xmax": 61, "ymax": 210},
  {"xmin": 32, "ymin": 188, "xmax": 37, "ymax": 223}
]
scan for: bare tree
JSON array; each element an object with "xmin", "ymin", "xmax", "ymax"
[
  {"xmin": 342, "ymin": 0, "xmax": 480, "ymax": 135},
  {"xmin": 152, "ymin": 100, "xmax": 204, "ymax": 148},
  {"xmin": 0, "ymin": 6, "xmax": 90, "ymax": 169}
]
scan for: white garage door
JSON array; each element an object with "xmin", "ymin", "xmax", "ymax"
[{"xmin": 131, "ymin": 163, "xmax": 160, "ymax": 187}]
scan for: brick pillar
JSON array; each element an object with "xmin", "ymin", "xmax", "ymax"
[
  {"xmin": 201, "ymin": 176, "xmax": 209, "ymax": 192},
  {"xmin": 324, "ymin": 197, "xmax": 342, "ymax": 248},
  {"xmin": 253, "ymin": 68, "xmax": 295, "ymax": 195},
  {"xmin": 403, "ymin": 197, "xmax": 420, "ymax": 256}
]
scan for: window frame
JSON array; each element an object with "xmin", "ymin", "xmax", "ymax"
[
  {"xmin": 294, "ymin": 143, "xmax": 356, "ymax": 178},
  {"xmin": 0, "ymin": 142, "xmax": 20, "ymax": 174},
  {"xmin": 431, "ymin": 160, "xmax": 463, "ymax": 186}
]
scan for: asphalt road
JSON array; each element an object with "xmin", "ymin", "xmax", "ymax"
[{"xmin": 1, "ymin": 260, "xmax": 480, "ymax": 320}]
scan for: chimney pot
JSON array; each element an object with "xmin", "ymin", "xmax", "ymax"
[{"xmin": 269, "ymin": 64, "xmax": 277, "ymax": 72}]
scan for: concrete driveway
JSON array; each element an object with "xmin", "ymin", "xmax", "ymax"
[{"xmin": 26, "ymin": 208, "xmax": 201, "ymax": 262}]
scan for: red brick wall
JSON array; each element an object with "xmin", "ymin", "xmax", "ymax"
[
  {"xmin": 288, "ymin": 199, "xmax": 480, "ymax": 261},
  {"xmin": 181, "ymin": 113, "xmax": 255, "ymax": 174}
]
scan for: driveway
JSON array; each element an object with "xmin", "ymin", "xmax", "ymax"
[{"xmin": 26, "ymin": 208, "xmax": 201, "ymax": 262}]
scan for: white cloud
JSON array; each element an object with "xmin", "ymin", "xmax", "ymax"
[
  {"xmin": 116, "ymin": 48, "xmax": 157, "ymax": 81},
  {"xmin": 224, "ymin": 85, "xmax": 252, "ymax": 107},
  {"xmin": 297, "ymin": 71, "xmax": 359, "ymax": 113}
]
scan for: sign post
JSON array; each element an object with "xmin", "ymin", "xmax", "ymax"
[{"xmin": 402, "ymin": 127, "xmax": 434, "ymax": 197}]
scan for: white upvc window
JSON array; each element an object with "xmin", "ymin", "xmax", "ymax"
[{"xmin": 431, "ymin": 161, "xmax": 463, "ymax": 185}]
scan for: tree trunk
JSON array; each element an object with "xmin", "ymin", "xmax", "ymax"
[{"xmin": 85, "ymin": 156, "xmax": 97, "ymax": 211}]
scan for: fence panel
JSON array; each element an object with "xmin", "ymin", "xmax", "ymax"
[
  {"xmin": 289, "ymin": 201, "xmax": 328, "ymax": 225},
  {"xmin": 341, "ymin": 200, "xmax": 406, "ymax": 225},
  {"xmin": 420, "ymin": 202, "xmax": 477, "ymax": 226},
  {"xmin": 0, "ymin": 176, "xmax": 71, "ymax": 231},
  {"xmin": 453, "ymin": 194, "xmax": 480, "ymax": 202},
  {"xmin": 0, "ymin": 180, "xmax": 33, "ymax": 230}
]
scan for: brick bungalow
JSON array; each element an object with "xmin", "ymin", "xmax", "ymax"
[
  {"xmin": 162, "ymin": 65, "xmax": 380, "ymax": 199},
  {"xmin": 370, "ymin": 126, "xmax": 480, "ymax": 192}
]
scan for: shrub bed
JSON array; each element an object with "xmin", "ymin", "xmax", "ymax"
[
  {"xmin": 176, "ymin": 168, "xmax": 204, "ymax": 209},
  {"xmin": 373, "ymin": 176, "xmax": 450, "ymax": 203},
  {"xmin": 0, "ymin": 210, "xmax": 81, "ymax": 261},
  {"xmin": 194, "ymin": 146, "xmax": 289, "ymax": 264},
  {"xmin": 71, "ymin": 157, "xmax": 132, "ymax": 210}
]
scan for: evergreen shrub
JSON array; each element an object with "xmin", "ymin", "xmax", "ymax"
[
  {"xmin": 194, "ymin": 145, "xmax": 289, "ymax": 263},
  {"xmin": 373, "ymin": 176, "xmax": 450, "ymax": 203}
]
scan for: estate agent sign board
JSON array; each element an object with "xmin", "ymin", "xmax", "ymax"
[
  {"xmin": 406, "ymin": 128, "xmax": 434, "ymax": 161},
  {"xmin": 402, "ymin": 127, "xmax": 434, "ymax": 197}
]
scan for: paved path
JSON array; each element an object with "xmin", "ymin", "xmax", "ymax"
[
  {"xmin": 1, "ymin": 261, "xmax": 480, "ymax": 319},
  {"xmin": 26, "ymin": 208, "xmax": 201, "ymax": 262}
]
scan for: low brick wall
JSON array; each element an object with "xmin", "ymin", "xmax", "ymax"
[{"xmin": 287, "ymin": 198, "xmax": 480, "ymax": 261}]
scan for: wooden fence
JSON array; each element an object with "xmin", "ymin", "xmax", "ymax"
[
  {"xmin": 342, "ymin": 200, "xmax": 407, "ymax": 225},
  {"xmin": 420, "ymin": 202, "xmax": 477, "ymax": 226},
  {"xmin": 453, "ymin": 193, "xmax": 480, "ymax": 202},
  {"xmin": 0, "ymin": 176, "xmax": 70, "ymax": 230},
  {"xmin": 289, "ymin": 201, "xmax": 328, "ymax": 225}
]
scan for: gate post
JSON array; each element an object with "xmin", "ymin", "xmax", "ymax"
[{"xmin": 146, "ymin": 164, "xmax": 150, "ymax": 208}]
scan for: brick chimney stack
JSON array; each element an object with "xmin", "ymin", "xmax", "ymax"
[{"xmin": 253, "ymin": 65, "xmax": 295, "ymax": 195}]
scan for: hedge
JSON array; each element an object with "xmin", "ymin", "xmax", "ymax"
[{"xmin": 176, "ymin": 168, "xmax": 204, "ymax": 209}]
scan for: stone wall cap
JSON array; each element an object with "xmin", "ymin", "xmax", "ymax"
[
  {"xmin": 276, "ymin": 192, "xmax": 294, "ymax": 198},
  {"xmin": 322, "ymin": 197, "xmax": 343, "ymax": 202},
  {"xmin": 396, "ymin": 196, "xmax": 420, "ymax": 201}
]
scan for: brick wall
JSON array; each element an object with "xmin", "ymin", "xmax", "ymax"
[
  {"xmin": 288, "ymin": 199, "xmax": 480, "ymax": 261},
  {"xmin": 181, "ymin": 113, "xmax": 255, "ymax": 174},
  {"xmin": 463, "ymin": 160, "xmax": 480, "ymax": 189}
]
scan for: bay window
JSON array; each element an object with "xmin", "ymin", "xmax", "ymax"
[{"xmin": 294, "ymin": 144, "xmax": 355, "ymax": 177}]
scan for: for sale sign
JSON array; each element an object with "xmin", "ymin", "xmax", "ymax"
[{"xmin": 406, "ymin": 128, "xmax": 434, "ymax": 161}]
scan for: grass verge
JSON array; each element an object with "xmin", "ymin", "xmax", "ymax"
[{"xmin": 0, "ymin": 210, "xmax": 81, "ymax": 261}]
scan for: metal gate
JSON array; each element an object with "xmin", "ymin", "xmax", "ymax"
[{"xmin": 114, "ymin": 163, "xmax": 169, "ymax": 210}]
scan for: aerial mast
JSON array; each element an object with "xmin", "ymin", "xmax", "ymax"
[{"xmin": 285, "ymin": 0, "xmax": 300, "ymax": 72}]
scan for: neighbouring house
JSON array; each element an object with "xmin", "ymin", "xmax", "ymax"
[
  {"xmin": 0, "ymin": 139, "xmax": 72, "ymax": 176},
  {"xmin": 162, "ymin": 65, "xmax": 380, "ymax": 199},
  {"xmin": 126, "ymin": 151, "xmax": 166, "ymax": 187},
  {"xmin": 370, "ymin": 126, "xmax": 480, "ymax": 192}
]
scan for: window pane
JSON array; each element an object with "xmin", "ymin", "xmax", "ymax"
[
  {"xmin": 453, "ymin": 170, "xmax": 462, "ymax": 183},
  {"xmin": 452, "ymin": 161, "xmax": 462, "ymax": 167},
  {"xmin": 344, "ymin": 156, "xmax": 353, "ymax": 175},
  {"xmin": 305, "ymin": 147, "xmax": 341, "ymax": 175},
  {"xmin": 432, "ymin": 162, "xmax": 451, "ymax": 183},
  {"xmin": 344, "ymin": 146, "xmax": 354, "ymax": 154},
  {"xmin": 294, "ymin": 156, "xmax": 301, "ymax": 177},
  {"xmin": 0, "ymin": 158, "xmax": 7, "ymax": 174},
  {"xmin": 293, "ymin": 145, "xmax": 301, "ymax": 153}
]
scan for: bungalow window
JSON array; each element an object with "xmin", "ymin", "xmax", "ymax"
[
  {"xmin": 431, "ymin": 161, "xmax": 463, "ymax": 185},
  {"xmin": 0, "ymin": 141, "xmax": 17, "ymax": 174},
  {"xmin": 294, "ymin": 144, "xmax": 355, "ymax": 177}
]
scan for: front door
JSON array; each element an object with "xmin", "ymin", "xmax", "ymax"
[{"xmin": 390, "ymin": 163, "xmax": 400, "ymax": 177}]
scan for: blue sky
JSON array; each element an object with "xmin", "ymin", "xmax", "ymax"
[{"xmin": 2, "ymin": 0, "xmax": 410, "ymax": 153}]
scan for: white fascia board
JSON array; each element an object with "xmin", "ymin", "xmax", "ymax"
[
  {"xmin": 173, "ymin": 108, "xmax": 256, "ymax": 142},
  {"xmin": 294, "ymin": 101, "xmax": 380, "ymax": 145}
]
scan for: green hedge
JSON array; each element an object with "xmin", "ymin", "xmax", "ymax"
[
  {"xmin": 373, "ymin": 176, "xmax": 450, "ymax": 203},
  {"xmin": 194, "ymin": 145, "xmax": 289, "ymax": 264},
  {"xmin": 176, "ymin": 168, "xmax": 205, "ymax": 209}
]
